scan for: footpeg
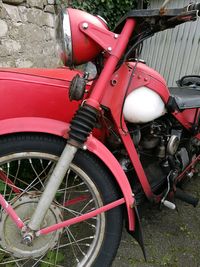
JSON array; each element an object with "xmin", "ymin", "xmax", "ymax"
[
  {"xmin": 161, "ymin": 200, "xmax": 176, "ymax": 210},
  {"xmin": 175, "ymin": 188, "xmax": 199, "ymax": 207}
]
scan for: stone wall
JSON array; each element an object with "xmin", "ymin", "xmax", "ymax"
[{"xmin": 0, "ymin": 0, "xmax": 59, "ymax": 68}]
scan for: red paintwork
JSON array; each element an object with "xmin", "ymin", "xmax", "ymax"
[
  {"xmin": 0, "ymin": 67, "xmax": 80, "ymax": 79},
  {"xmin": 195, "ymin": 132, "xmax": 200, "ymax": 140},
  {"xmin": 79, "ymin": 22, "xmax": 118, "ymax": 55},
  {"xmin": 86, "ymin": 19, "xmax": 136, "ymax": 109},
  {"xmin": 63, "ymin": 195, "xmax": 89, "ymax": 207},
  {"xmin": 172, "ymin": 111, "xmax": 193, "ymax": 129},
  {"xmin": 128, "ymin": 62, "xmax": 169, "ymax": 102},
  {"xmin": 0, "ymin": 117, "xmax": 68, "ymax": 137},
  {"xmin": 36, "ymin": 198, "xmax": 125, "ymax": 236},
  {"xmin": 0, "ymin": 68, "xmax": 82, "ymax": 124},
  {"xmin": 176, "ymin": 155, "xmax": 200, "ymax": 182},
  {"xmin": 0, "ymin": 194, "xmax": 24, "ymax": 229},
  {"xmin": 174, "ymin": 108, "xmax": 200, "ymax": 131},
  {"xmin": 0, "ymin": 171, "xmax": 20, "ymax": 193},
  {"xmin": 101, "ymin": 62, "xmax": 170, "ymax": 127},
  {"xmin": 67, "ymin": 8, "xmax": 108, "ymax": 65}
]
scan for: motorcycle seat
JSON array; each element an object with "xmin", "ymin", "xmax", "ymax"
[{"xmin": 169, "ymin": 87, "xmax": 200, "ymax": 109}]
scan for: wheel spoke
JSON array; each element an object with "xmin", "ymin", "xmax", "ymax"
[
  {"xmin": 15, "ymin": 261, "xmax": 21, "ymax": 267},
  {"xmin": 8, "ymin": 159, "xmax": 21, "ymax": 200},
  {"xmin": 65, "ymin": 227, "xmax": 80, "ymax": 264},
  {"xmin": 21, "ymin": 258, "xmax": 34, "ymax": 267},
  {"xmin": 80, "ymin": 199, "xmax": 94, "ymax": 213},
  {"xmin": 66, "ymin": 227, "xmax": 86, "ymax": 257},
  {"xmin": 0, "ymin": 257, "xmax": 29, "ymax": 264},
  {"xmin": 29, "ymin": 159, "xmax": 45, "ymax": 189},
  {"xmin": 54, "ymin": 234, "xmax": 62, "ymax": 266},
  {"xmin": 53, "ymin": 235, "xmax": 95, "ymax": 250},
  {"xmin": 58, "ymin": 181, "xmax": 85, "ymax": 192},
  {"xmin": 63, "ymin": 170, "xmax": 74, "ymax": 205},
  {"xmin": 32, "ymin": 257, "xmax": 64, "ymax": 267}
]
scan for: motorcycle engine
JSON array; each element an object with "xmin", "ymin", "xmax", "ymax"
[
  {"xmin": 110, "ymin": 115, "xmax": 193, "ymax": 203},
  {"xmin": 131, "ymin": 117, "xmax": 191, "ymax": 170}
]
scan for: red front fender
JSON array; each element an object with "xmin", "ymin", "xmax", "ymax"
[{"xmin": 0, "ymin": 117, "xmax": 135, "ymax": 231}]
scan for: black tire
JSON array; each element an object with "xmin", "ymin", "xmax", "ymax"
[{"xmin": 0, "ymin": 133, "xmax": 123, "ymax": 267}]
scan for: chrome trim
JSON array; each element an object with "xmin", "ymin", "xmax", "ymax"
[
  {"xmin": 97, "ymin": 15, "xmax": 108, "ymax": 25},
  {"xmin": 63, "ymin": 11, "xmax": 73, "ymax": 65},
  {"xmin": 56, "ymin": 10, "xmax": 73, "ymax": 66}
]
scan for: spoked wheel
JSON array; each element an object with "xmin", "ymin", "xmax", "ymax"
[{"xmin": 0, "ymin": 134, "xmax": 123, "ymax": 267}]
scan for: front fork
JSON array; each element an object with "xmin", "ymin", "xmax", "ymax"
[
  {"xmin": 27, "ymin": 105, "xmax": 98, "ymax": 233},
  {"xmin": 28, "ymin": 144, "xmax": 77, "ymax": 231}
]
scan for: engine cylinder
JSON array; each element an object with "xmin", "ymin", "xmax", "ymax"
[{"xmin": 167, "ymin": 135, "xmax": 180, "ymax": 155}]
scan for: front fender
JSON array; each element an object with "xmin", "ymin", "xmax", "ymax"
[{"xmin": 0, "ymin": 118, "xmax": 135, "ymax": 231}]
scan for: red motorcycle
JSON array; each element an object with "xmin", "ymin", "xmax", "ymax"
[{"xmin": 0, "ymin": 1, "xmax": 200, "ymax": 266}]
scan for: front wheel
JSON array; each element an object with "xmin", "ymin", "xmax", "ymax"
[{"xmin": 0, "ymin": 133, "xmax": 122, "ymax": 267}]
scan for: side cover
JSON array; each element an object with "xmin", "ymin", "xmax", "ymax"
[{"xmin": 0, "ymin": 68, "xmax": 83, "ymax": 137}]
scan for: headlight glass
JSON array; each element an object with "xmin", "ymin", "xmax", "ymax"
[{"xmin": 56, "ymin": 10, "xmax": 73, "ymax": 66}]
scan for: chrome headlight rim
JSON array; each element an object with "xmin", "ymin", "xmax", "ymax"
[{"xmin": 56, "ymin": 10, "xmax": 73, "ymax": 66}]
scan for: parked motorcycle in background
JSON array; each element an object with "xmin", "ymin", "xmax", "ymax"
[{"xmin": 0, "ymin": 0, "xmax": 200, "ymax": 266}]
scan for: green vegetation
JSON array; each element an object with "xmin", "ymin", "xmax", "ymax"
[{"xmin": 56, "ymin": 0, "xmax": 148, "ymax": 29}]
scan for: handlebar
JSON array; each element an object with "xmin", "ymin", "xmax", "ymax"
[
  {"xmin": 114, "ymin": 2, "xmax": 200, "ymax": 61},
  {"xmin": 115, "ymin": 3, "xmax": 200, "ymax": 35}
]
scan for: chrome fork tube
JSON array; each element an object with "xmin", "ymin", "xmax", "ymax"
[
  {"xmin": 28, "ymin": 104, "xmax": 98, "ymax": 232},
  {"xmin": 28, "ymin": 143, "xmax": 77, "ymax": 231}
]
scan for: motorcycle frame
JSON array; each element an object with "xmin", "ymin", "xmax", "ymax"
[
  {"xmin": 80, "ymin": 19, "xmax": 159, "ymax": 201},
  {"xmin": 0, "ymin": 15, "xmax": 200, "ymax": 235},
  {"xmin": 82, "ymin": 19, "xmax": 200, "ymax": 204}
]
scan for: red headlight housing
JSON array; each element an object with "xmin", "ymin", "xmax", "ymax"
[{"xmin": 56, "ymin": 8, "xmax": 108, "ymax": 67}]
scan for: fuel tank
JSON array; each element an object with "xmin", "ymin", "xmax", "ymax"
[
  {"xmin": 101, "ymin": 62, "xmax": 170, "ymax": 125},
  {"xmin": 123, "ymin": 86, "xmax": 166, "ymax": 123}
]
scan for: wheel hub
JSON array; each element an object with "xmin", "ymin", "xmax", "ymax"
[{"xmin": 0, "ymin": 194, "xmax": 63, "ymax": 258}]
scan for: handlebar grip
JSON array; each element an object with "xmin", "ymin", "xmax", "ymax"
[{"xmin": 187, "ymin": 3, "xmax": 200, "ymax": 12}]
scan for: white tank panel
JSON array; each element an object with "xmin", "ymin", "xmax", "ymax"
[{"xmin": 123, "ymin": 86, "xmax": 166, "ymax": 123}]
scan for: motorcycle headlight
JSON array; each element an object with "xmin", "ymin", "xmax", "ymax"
[{"xmin": 56, "ymin": 8, "xmax": 108, "ymax": 67}]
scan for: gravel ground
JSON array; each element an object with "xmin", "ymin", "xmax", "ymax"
[{"xmin": 113, "ymin": 176, "xmax": 200, "ymax": 267}]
